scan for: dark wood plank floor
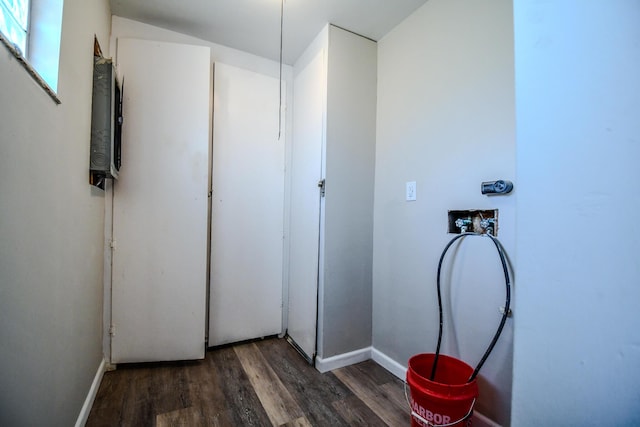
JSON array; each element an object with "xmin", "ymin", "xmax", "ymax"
[{"xmin": 87, "ymin": 338, "xmax": 410, "ymax": 426}]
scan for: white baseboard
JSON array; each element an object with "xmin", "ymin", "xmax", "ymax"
[
  {"xmin": 473, "ymin": 411, "xmax": 502, "ymax": 427},
  {"xmin": 371, "ymin": 347, "xmax": 408, "ymax": 380},
  {"xmin": 315, "ymin": 346, "xmax": 372, "ymax": 373},
  {"xmin": 75, "ymin": 357, "xmax": 107, "ymax": 427}
]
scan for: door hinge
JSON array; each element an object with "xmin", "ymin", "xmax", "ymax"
[
  {"xmin": 109, "ymin": 324, "xmax": 116, "ymax": 336},
  {"xmin": 110, "ymin": 239, "xmax": 116, "ymax": 250},
  {"xmin": 318, "ymin": 179, "xmax": 326, "ymax": 197}
]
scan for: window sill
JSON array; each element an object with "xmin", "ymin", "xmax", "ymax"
[{"xmin": 0, "ymin": 32, "xmax": 61, "ymax": 105}]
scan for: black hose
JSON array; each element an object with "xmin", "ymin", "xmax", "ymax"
[
  {"xmin": 429, "ymin": 232, "xmax": 512, "ymax": 383},
  {"xmin": 430, "ymin": 233, "xmax": 468, "ymax": 380}
]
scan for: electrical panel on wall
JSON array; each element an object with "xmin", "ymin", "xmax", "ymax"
[{"xmin": 89, "ymin": 38, "xmax": 123, "ymax": 190}]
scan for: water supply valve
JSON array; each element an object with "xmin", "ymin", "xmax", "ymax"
[
  {"xmin": 455, "ymin": 217, "xmax": 472, "ymax": 233},
  {"xmin": 480, "ymin": 218, "xmax": 495, "ymax": 235}
]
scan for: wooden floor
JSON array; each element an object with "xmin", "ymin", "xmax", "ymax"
[{"xmin": 87, "ymin": 338, "xmax": 410, "ymax": 426}]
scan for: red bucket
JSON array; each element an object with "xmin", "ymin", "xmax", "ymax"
[{"xmin": 407, "ymin": 353, "xmax": 478, "ymax": 427}]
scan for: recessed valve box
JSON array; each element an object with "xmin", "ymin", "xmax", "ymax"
[{"xmin": 448, "ymin": 209, "xmax": 498, "ymax": 235}]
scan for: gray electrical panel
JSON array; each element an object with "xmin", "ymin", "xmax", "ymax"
[{"xmin": 90, "ymin": 56, "xmax": 122, "ymax": 182}]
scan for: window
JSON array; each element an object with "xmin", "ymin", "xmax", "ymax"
[
  {"xmin": 0, "ymin": 0, "xmax": 29, "ymax": 55},
  {"xmin": 0, "ymin": 0, "xmax": 63, "ymax": 97}
]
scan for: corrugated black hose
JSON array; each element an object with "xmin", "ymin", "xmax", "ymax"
[{"xmin": 429, "ymin": 232, "xmax": 512, "ymax": 383}]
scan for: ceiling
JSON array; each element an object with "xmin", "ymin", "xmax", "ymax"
[{"xmin": 109, "ymin": 0, "xmax": 429, "ymax": 65}]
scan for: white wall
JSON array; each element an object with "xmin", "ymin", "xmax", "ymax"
[
  {"xmin": 322, "ymin": 25, "xmax": 377, "ymax": 357},
  {"xmin": 373, "ymin": 0, "xmax": 515, "ymax": 425},
  {"xmin": 512, "ymin": 2, "xmax": 640, "ymax": 425},
  {"xmin": 111, "ymin": 16, "xmax": 293, "ymax": 81},
  {"xmin": 0, "ymin": 0, "xmax": 111, "ymax": 425}
]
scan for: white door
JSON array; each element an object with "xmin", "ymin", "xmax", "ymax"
[
  {"xmin": 208, "ymin": 63, "xmax": 285, "ymax": 346},
  {"xmin": 111, "ymin": 39, "xmax": 211, "ymax": 363},
  {"xmin": 287, "ymin": 50, "xmax": 325, "ymax": 361}
]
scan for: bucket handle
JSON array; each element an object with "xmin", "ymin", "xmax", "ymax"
[{"xmin": 404, "ymin": 381, "xmax": 476, "ymax": 427}]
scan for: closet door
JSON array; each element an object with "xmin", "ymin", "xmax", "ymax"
[
  {"xmin": 208, "ymin": 63, "xmax": 284, "ymax": 346},
  {"xmin": 111, "ymin": 39, "xmax": 210, "ymax": 363},
  {"xmin": 287, "ymin": 49, "xmax": 325, "ymax": 361}
]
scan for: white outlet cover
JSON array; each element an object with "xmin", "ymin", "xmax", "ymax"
[{"xmin": 406, "ymin": 181, "xmax": 417, "ymax": 201}]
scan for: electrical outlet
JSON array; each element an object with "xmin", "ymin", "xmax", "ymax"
[{"xmin": 406, "ymin": 181, "xmax": 417, "ymax": 201}]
